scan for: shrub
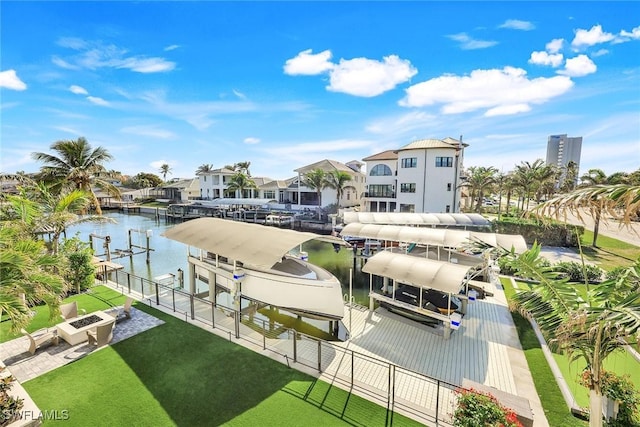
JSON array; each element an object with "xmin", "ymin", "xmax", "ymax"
[
  {"xmin": 580, "ymin": 369, "xmax": 640, "ymax": 426},
  {"xmin": 60, "ymin": 236, "xmax": 96, "ymax": 293},
  {"xmin": 0, "ymin": 373, "xmax": 24, "ymax": 426},
  {"xmin": 555, "ymin": 261, "xmax": 603, "ymax": 283},
  {"xmin": 453, "ymin": 388, "xmax": 523, "ymax": 427}
]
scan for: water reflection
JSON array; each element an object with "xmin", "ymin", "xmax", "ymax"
[{"xmin": 68, "ymin": 212, "xmax": 369, "ymax": 340}]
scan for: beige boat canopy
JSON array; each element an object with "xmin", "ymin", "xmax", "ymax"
[
  {"xmin": 362, "ymin": 251, "xmax": 471, "ymax": 294},
  {"xmin": 343, "ymin": 212, "xmax": 490, "ymax": 227},
  {"xmin": 162, "ymin": 218, "xmax": 339, "ymax": 269},
  {"xmin": 340, "ymin": 223, "xmax": 527, "ymax": 254}
]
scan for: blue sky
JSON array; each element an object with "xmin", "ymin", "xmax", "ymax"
[{"xmin": 1, "ymin": 1, "xmax": 639, "ymax": 181}]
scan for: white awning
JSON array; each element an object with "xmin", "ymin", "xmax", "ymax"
[
  {"xmin": 196, "ymin": 198, "xmax": 278, "ymax": 207},
  {"xmin": 362, "ymin": 251, "xmax": 471, "ymax": 294},
  {"xmin": 342, "ymin": 212, "xmax": 490, "ymax": 227},
  {"xmin": 162, "ymin": 218, "xmax": 322, "ymax": 269},
  {"xmin": 340, "ymin": 223, "xmax": 527, "ymax": 253}
]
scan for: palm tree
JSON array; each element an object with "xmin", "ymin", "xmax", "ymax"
[
  {"xmin": 195, "ymin": 164, "xmax": 215, "ymax": 175},
  {"xmin": 302, "ymin": 169, "xmax": 327, "ymax": 218},
  {"xmin": 560, "ymin": 161, "xmax": 580, "ymax": 193},
  {"xmin": 0, "ymin": 224, "xmax": 66, "ymax": 332},
  {"xmin": 159, "ymin": 163, "xmax": 172, "ymax": 182},
  {"xmin": 31, "ymin": 137, "xmax": 121, "ymax": 215},
  {"xmin": 226, "ymin": 172, "xmax": 257, "ymax": 198},
  {"xmin": 507, "ymin": 243, "xmax": 640, "ymax": 427},
  {"xmin": 235, "ymin": 161, "xmax": 251, "ymax": 177},
  {"xmin": 324, "ymin": 170, "xmax": 352, "ymax": 208},
  {"xmin": 461, "ymin": 166, "xmax": 497, "ymax": 212}
]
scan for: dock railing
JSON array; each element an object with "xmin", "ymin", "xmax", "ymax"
[{"xmin": 100, "ymin": 266, "xmax": 456, "ymax": 426}]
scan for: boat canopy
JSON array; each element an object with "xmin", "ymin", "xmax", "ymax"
[
  {"xmin": 362, "ymin": 251, "xmax": 471, "ymax": 295},
  {"xmin": 162, "ymin": 218, "xmax": 334, "ymax": 269},
  {"xmin": 340, "ymin": 223, "xmax": 527, "ymax": 254},
  {"xmin": 342, "ymin": 212, "xmax": 490, "ymax": 227}
]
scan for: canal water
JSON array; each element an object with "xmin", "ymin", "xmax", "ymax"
[{"xmin": 67, "ymin": 212, "xmax": 371, "ymax": 339}]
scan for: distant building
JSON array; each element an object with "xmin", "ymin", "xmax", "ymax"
[
  {"xmin": 362, "ymin": 137, "xmax": 466, "ymax": 213},
  {"xmin": 546, "ymin": 134, "xmax": 582, "ymax": 187}
]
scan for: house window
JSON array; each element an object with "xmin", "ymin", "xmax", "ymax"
[
  {"xmin": 399, "ymin": 204, "xmax": 415, "ymax": 213},
  {"xmin": 400, "ymin": 183, "xmax": 416, "ymax": 193},
  {"xmin": 446, "ymin": 205, "xmax": 451, "ymax": 213},
  {"xmin": 401, "ymin": 157, "xmax": 417, "ymax": 168},
  {"xmin": 367, "ymin": 184, "xmax": 394, "ymax": 198},
  {"xmin": 436, "ymin": 157, "xmax": 453, "ymax": 167},
  {"xmin": 369, "ymin": 164, "xmax": 392, "ymax": 176},
  {"xmin": 447, "ymin": 183, "xmax": 452, "ymax": 191},
  {"xmin": 263, "ymin": 190, "xmax": 275, "ymax": 199},
  {"xmin": 204, "ymin": 176, "xmax": 207, "ymax": 182}
]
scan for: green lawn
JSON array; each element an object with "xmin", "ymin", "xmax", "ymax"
[
  {"xmin": 0, "ymin": 286, "xmax": 127, "ymax": 343},
  {"xmin": 580, "ymin": 229, "xmax": 640, "ymax": 270},
  {"xmin": 20, "ymin": 287, "xmax": 421, "ymax": 426}
]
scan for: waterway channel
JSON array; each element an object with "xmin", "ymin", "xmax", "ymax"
[{"xmin": 67, "ymin": 211, "xmax": 371, "ymax": 340}]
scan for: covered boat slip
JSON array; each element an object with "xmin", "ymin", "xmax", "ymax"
[
  {"xmin": 343, "ymin": 211, "xmax": 491, "ymax": 228},
  {"xmin": 340, "ymin": 222, "xmax": 528, "ymax": 255},
  {"xmin": 161, "ymin": 218, "xmax": 345, "ymax": 320},
  {"xmin": 362, "ymin": 250, "xmax": 475, "ymax": 339}
]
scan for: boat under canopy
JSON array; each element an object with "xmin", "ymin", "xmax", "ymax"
[
  {"xmin": 342, "ymin": 212, "xmax": 491, "ymax": 228},
  {"xmin": 162, "ymin": 218, "xmax": 345, "ymax": 319},
  {"xmin": 340, "ymin": 223, "xmax": 527, "ymax": 254}
]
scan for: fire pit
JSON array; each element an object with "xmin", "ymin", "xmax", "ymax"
[
  {"xmin": 56, "ymin": 311, "xmax": 113, "ymax": 345},
  {"xmin": 69, "ymin": 315, "xmax": 103, "ymax": 329}
]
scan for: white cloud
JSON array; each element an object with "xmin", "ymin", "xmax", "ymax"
[
  {"xmin": 87, "ymin": 96, "xmax": 110, "ymax": 106},
  {"xmin": 54, "ymin": 38, "xmax": 176, "ymax": 73},
  {"xmin": 591, "ymin": 49, "xmax": 609, "ymax": 57},
  {"xmin": 283, "ymin": 49, "xmax": 334, "ymax": 75},
  {"xmin": 0, "ymin": 69, "xmax": 27, "ymax": 90},
  {"xmin": 327, "ymin": 55, "xmax": 417, "ymax": 97},
  {"xmin": 233, "ymin": 89, "xmax": 247, "ymax": 100},
  {"xmin": 150, "ymin": 160, "xmax": 171, "ymax": 170},
  {"xmin": 244, "ymin": 137, "xmax": 260, "ymax": 144},
  {"xmin": 400, "ymin": 67, "xmax": 574, "ymax": 117},
  {"xmin": 572, "ymin": 25, "xmax": 615, "ymax": 49},
  {"xmin": 447, "ymin": 33, "xmax": 498, "ymax": 50},
  {"xmin": 69, "ymin": 85, "xmax": 88, "ymax": 95},
  {"xmin": 365, "ymin": 111, "xmax": 438, "ymax": 135},
  {"xmin": 618, "ymin": 25, "xmax": 640, "ymax": 41},
  {"xmin": 121, "ymin": 125, "xmax": 175, "ymax": 139},
  {"xmin": 164, "ymin": 44, "xmax": 181, "ymax": 51},
  {"xmin": 546, "ymin": 38, "xmax": 564, "ymax": 54},
  {"xmin": 52, "ymin": 126, "xmax": 82, "ymax": 135},
  {"xmin": 485, "ymin": 104, "xmax": 531, "ymax": 116},
  {"xmin": 499, "ymin": 19, "xmax": 535, "ymax": 31},
  {"xmin": 529, "ymin": 51, "xmax": 564, "ymax": 67},
  {"xmin": 557, "ymin": 55, "xmax": 597, "ymax": 77}
]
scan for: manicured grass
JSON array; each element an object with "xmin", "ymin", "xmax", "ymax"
[
  {"xmin": 0, "ymin": 286, "xmax": 127, "ymax": 343},
  {"xmin": 580, "ymin": 230, "xmax": 640, "ymax": 270},
  {"xmin": 22, "ymin": 287, "xmax": 421, "ymax": 426},
  {"xmin": 500, "ymin": 277, "xmax": 587, "ymax": 426}
]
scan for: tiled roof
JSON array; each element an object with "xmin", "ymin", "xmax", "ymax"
[
  {"xmin": 399, "ymin": 137, "xmax": 468, "ymax": 151},
  {"xmin": 294, "ymin": 159, "xmax": 362, "ymax": 175},
  {"xmin": 362, "ymin": 150, "xmax": 398, "ymax": 161}
]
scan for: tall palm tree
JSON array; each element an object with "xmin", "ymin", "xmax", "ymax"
[
  {"xmin": 507, "ymin": 243, "xmax": 640, "ymax": 427},
  {"xmin": 324, "ymin": 170, "xmax": 352, "ymax": 208},
  {"xmin": 560, "ymin": 161, "xmax": 580, "ymax": 193},
  {"xmin": 512, "ymin": 159, "xmax": 555, "ymax": 212},
  {"xmin": 159, "ymin": 163, "xmax": 172, "ymax": 182},
  {"xmin": 235, "ymin": 161, "xmax": 252, "ymax": 177},
  {"xmin": 461, "ymin": 166, "xmax": 497, "ymax": 212},
  {"xmin": 302, "ymin": 169, "xmax": 327, "ymax": 217},
  {"xmin": 226, "ymin": 172, "xmax": 257, "ymax": 198},
  {"xmin": 31, "ymin": 137, "xmax": 121, "ymax": 215},
  {"xmin": 195, "ymin": 164, "xmax": 215, "ymax": 175}
]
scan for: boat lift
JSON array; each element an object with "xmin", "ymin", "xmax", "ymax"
[{"xmin": 89, "ymin": 229, "xmax": 154, "ymax": 264}]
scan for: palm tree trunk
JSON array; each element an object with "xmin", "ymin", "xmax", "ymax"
[{"xmin": 592, "ymin": 208, "xmax": 601, "ymax": 248}]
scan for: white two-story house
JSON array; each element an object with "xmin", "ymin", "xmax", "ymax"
[{"xmin": 362, "ymin": 137, "xmax": 466, "ymax": 213}]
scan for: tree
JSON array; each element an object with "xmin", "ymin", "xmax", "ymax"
[
  {"xmin": 127, "ymin": 172, "xmax": 163, "ymax": 189},
  {"xmin": 302, "ymin": 169, "xmax": 327, "ymax": 217},
  {"xmin": 560, "ymin": 161, "xmax": 579, "ymax": 193},
  {"xmin": 507, "ymin": 243, "xmax": 640, "ymax": 427},
  {"xmin": 159, "ymin": 163, "xmax": 172, "ymax": 182},
  {"xmin": 324, "ymin": 170, "xmax": 352, "ymax": 207},
  {"xmin": 31, "ymin": 137, "xmax": 121, "ymax": 215},
  {"xmin": 0, "ymin": 224, "xmax": 66, "ymax": 332},
  {"xmin": 235, "ymin": 161, "xmax": 251, "ymax": 176},
  {"xmin": 195, "ymin": 164, "xmax": 215, "ymax": 175},
  {"xmin": 226, "ymin": 172, "xmax": 257, "ymax": 198},
  {"xmin": 461, "ymin": 166, "xmax": 497, "ymax": 212}
]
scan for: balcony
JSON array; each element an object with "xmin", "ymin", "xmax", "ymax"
[{"xmin": 363, "ymin": 192, "xmax": 396, "ymax": 199}]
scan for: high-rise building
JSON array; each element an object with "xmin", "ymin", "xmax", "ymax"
[{"xmin": 546, "ymin": 134, "xmax": 582, "ymax": 187}]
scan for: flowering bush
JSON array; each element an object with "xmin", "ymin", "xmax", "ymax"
[
  {"xmin": 579, "ymin": 369, "xmax": 640, "ymax": 426},
  {"xmin": 453, "ymin": 388, "xmax": 523, "ymax": 427},
  {"xmin": 0, "ymin": 372, "xmax": 24, "ymax": 427}
]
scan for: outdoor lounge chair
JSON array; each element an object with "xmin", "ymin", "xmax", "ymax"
[
  {"xmin": 86, "ymin": 319, "xmax": 116, "ymax": 347},
  {"xmin": 21, "ymin": 328, "xmax": 59, "ymax": 355},
  {"xmin": 59, "ymin": 301, "xmax": 86, "ymax": 321}
]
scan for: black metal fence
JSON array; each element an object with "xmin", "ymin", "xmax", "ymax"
[{"xmin": 99, "ymin": 267, "xmax": 457, "ymax": 426}]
